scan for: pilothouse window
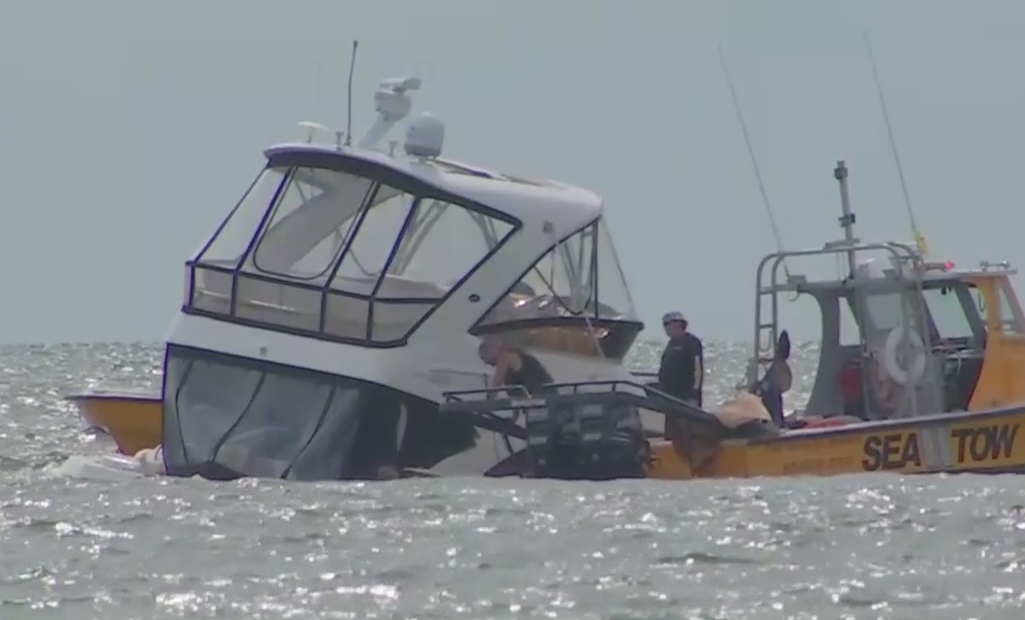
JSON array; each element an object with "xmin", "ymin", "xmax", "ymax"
[
  {"xmin": 921, "ymin": 284, "xmax": 978, "ymax": 341},
  {"xmin": 197, "ymin": 168, "xmax": 290, "ymax": 267},
  {"xmin": 328, "ymin": 185, "xmax": 418, "ymax": 295},
  {"xmin": 474, "ymin": 217, "xmax": 641, "ymax": 359},
  {"xmin": 328, "ymin": 190, "xmax": 514, "ymax": 301},
  {"xmin": 188, "ymin": 162, "xmax": 519, "ymax": 346},
  {"xmin": 252, "ymin": 168, "xmax": 373, "ymax": 280}
]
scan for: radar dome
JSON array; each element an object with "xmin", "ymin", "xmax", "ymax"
[
  {"xmin": 404, "ymin": 112, "xmax": 444, "ymax": 158},
  {"xmin": 854, "ymin": 257, "xmax": 887, "ymax": 280}
]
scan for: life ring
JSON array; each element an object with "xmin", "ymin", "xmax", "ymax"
[{"xmin": 883, "ymin": 328, "xmax": 927, "ymax": 385}]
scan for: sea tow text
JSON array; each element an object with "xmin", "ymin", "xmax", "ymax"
[
  {"xmin": 951, "ymin": 424, "xmax": 1018, "ymax": 463},
  {"xmin": 861, "ymin": 423, "xmax": 1019, "ymax": 471}
]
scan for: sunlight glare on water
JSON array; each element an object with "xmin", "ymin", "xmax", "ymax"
[{"xmin": 0, "ymin": 341, "xmax": 1024, "ymax": 619}]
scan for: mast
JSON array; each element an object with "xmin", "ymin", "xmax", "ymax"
[
  {"xmin": 834, "ymin": 160, "xmax": 858, "ymax": 278},
  {"xmin": 834, "ymin": 160, "xmax": 874, "ymax": 415}
]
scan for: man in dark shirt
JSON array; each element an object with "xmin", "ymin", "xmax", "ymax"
[
  {"xmin": 478, "ymin": 336, "xmax": 554, "ymax": 397},
  {"xmin": 657, "ymin": 312, "xmax": 704, "ymax": 436}
]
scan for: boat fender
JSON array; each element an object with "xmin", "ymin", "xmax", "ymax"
[{"xmin": 883, "ymin": 328, "xmax": 927, "ymax": 385}]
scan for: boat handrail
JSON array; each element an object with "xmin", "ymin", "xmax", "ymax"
[
  {"xmin": 441, "ymin": 379, "xmax": 721, "ymax": 428},
  {"xmin": 755, "ymin": 239, "xmax": 923, "ymax": 294}
]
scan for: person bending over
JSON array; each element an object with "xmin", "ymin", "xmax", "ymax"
[{"xmin": 478, "ymin": 336, "xmax": 554, "ymax": 397}]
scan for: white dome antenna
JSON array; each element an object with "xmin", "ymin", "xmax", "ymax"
[{"xmin": 404, "ymin": 112, "xmax": 444, "ymax": 159}]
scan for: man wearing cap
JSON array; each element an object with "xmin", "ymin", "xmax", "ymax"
[{"xmin": 657, "ymin": 312, "xmax": 704, "ymax": 434}]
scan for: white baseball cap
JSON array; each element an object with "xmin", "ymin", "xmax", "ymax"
[{"xmin": 662, "ymin": 311, "xmax": 687, "ymax": 324}]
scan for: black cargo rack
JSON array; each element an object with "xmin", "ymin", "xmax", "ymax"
[{"xmin": 440, "ymin": 379, "xmax": 724, "ymax": 431}]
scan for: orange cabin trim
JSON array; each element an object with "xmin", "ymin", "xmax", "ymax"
[{"xmin": 966, "ymin": 276, "xmax": 1025, "ymax": 410}]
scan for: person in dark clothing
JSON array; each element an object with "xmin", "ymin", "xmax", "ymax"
[
  {"xmin": 658, "ymin": 311, "xmax": 704, "ymax": 404},
  {"xmin": 658, "ymin": 311, "xmax": 704, "ymax": 436},
  {"xmin": 478, "ymin": 337, "xmax": 554, "ymax": 397}
]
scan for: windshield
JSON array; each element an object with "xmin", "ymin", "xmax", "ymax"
[
  {"xmin": 921, "ymin": 282, "xmax": 979, "ymax": 340},
  {"xmin": 471, "ymin": 216, "xmax": 641, "ymax": 359},
  {"xmin": 189, "ymin": 163, "xmax": 519, "ymax": 345},
  {"xmin": 477, "ymin": 216, "xmax": 637, "ymax": 326}
]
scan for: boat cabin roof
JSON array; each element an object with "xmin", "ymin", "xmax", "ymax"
[{"xmin": 263, "ymin": 143, "xmax": 604, "ymax": 237}]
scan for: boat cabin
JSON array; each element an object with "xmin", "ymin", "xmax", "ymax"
[
  {"xmin": 160, "ymin": 76, "xmax": 644, "ymax": 481},
  {"xmin": 748, "ymin": 161, "xmax": 1025, "ymax": 426}
]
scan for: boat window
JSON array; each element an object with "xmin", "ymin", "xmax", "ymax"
[
  {"xmin": 329, "ymin": 192, "xmax": 515, "ymax": 301},
  {"xmin": 166, "ymin": 352, "xmax": 264, "ymax": 462},
  {"xmin": 857, "ymin": 288, "xmax": 931, "ymax": 359},
  {"xmin": 161, "ymin": 346, "xmax": 499, "ymax": 480},
  {"xmin": 250, "ymin": 167, "xmax": 374, "ymax": 280},
  {"xmin": 839, "ymin": 296, "xmax": 860, "ymax": 346},
  {"xmin": 996, "ymin": 279, "xmax": 1025, "ymax": 335},
  {"xmin": 163, "ymin": 346, "xmax": 377, "ymax": 481},
  {"xmin": 479, "ymin": 218, "xmax": 637, "ymax": 324},
  {"xmin": 970, "ymin": 279, "xmax": 1024, "ymax": 335},
  {"xmin": 921, "ymin": 285, "xmax": 975, "ymax": 339},
  {"xmin": 861, "ymin": 291, "xmax": 908, "ymax": 334},
  {"xmin": 197, "ymin": 167, "xmax": 290, "ymax": 267},
  {"xmin": 328, "ymin": 184, "xmax": 418, "ymax": 296},
  {"xmin": 595, "ymin": 217, "xmax": 637, "ymax": 318},
  {"xmin": 472, "ymin": 216, "xmax": 641, "ymax": 359},
  {"xmin": 187, "ymin": 162, "xmax": 519, "ymax": 347},
  {"xmin": 388, "ymin": 197, "xmax": 515, "ymax": 285},
  {"xmin": 322, "ymin": 190, "xmax": 516, "ymax": 342}
]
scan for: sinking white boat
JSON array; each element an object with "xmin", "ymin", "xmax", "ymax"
[{"xmin": 59, "ymin": 69, "xmax": 688, "ymax": 484}]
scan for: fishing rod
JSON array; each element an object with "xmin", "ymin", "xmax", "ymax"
[
  {"xmin": 863, "ymin": 32, "xmax": 929, "ymax": 256},
  {"xmin": 717, "ymin": 46, "xmax": 791, "ymax": 279}
]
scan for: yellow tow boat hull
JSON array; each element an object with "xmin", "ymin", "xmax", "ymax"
[
  {"xmin": 647, "ymin": 407, "xmax": 1025, "ymax": 479},
  {"xmin": 66, "ymin": 390, "xmax": 162, "ymax": 455}
]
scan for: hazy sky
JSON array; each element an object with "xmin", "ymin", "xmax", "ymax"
[{"xmin": 2, "ymin": 0, "xmax": 1023, "ymax": 344}]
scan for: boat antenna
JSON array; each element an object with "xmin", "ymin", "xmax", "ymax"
[
  {"xmin": 345, "ymin": 39, "xmax": 359, "ymax": 147},
  {"xmin": 314, "ymin": 60, "xmax": 323, "ymax": 121},
  {"xmin": 717, "ymin": 46, "xmax": 790, "ymax": 279},
  {"xmin": 864, "ymin": 32, "xmax": 927, "ymax": 256}
]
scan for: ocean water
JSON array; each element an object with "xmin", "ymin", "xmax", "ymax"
[{"xmin": 1, "ymin": 341, "xmax": 1024, "ymax": 619}]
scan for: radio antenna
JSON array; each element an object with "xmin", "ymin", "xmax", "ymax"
[
  {"xmin": 345, "ymin": 40, "xmax": 359, "ymax": 147},
  {"xmin": 717, "ymin": 46, "xmax": 790, "ymax": 278},
  {"xmin": 314, "ymin": 60, "xmax": 323, "ymax": 121},
  {"xmin": 863, "ymin": 32, "xmax": 926, "ymax": 256}
]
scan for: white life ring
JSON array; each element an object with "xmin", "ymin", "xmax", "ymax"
[{"xmin": 883, "ymin": 328, "xmax": 927, "ymax": 385}]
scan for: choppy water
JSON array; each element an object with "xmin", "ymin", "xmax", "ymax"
[{"xmin": 1, "ymin": 341, "xmax": 1025, "ymax": 619}]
